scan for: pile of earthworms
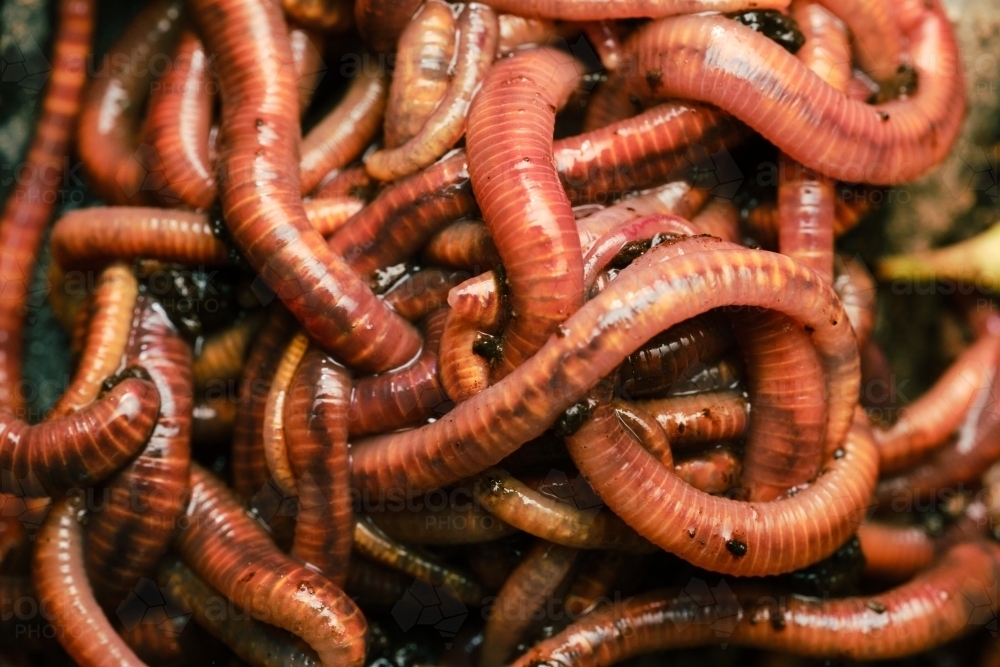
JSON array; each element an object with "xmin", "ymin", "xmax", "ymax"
[{"xmin": 1, "ymin": 0, "xmax": 1000, "ymax": 664}]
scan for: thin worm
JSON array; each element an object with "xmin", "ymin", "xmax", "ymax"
[
  {"xmin": 448, "ymin": 271, "xmax": 503, "ymax": 332},
  {"xmin": 511, "ymin": 541, "xmax": 1000, "ymax": 665},
  {"xmin": 264, "ymin": 331, "xmax": 310, "ymax": 497},
  {"xmin": 382, "ymin": 268, "xmax": 466, "ymax": 322},
  {"xmin": 480, "ymin": 540, "xmax": 579, "ymax": 667},
  {"xmin": 582, "ymin": 214, "xmax": 700, "ymax": 289},
  {"xmin": 467, "ymin": 468, "xmax": 653, "ymax": 552},
  {"xmin": 283, "ymin": 0, "xmax": 352, "ymax": 31},
  {"xmin": 875, "ymin": 329, "xmax": 1000, "ymax": 475},
  {"xmin": 478, "ymin": 0, "xmax": 791, "ymax": 20},
  {"xmin": 614, "ymin": 400, "xmax": 672, "ymax": 465},
  {"xmin": 350, "ymin": 242, "xmax": 861, "ymax": 501},
  {"xmin": 466, "ymin": 47, "xmax": 585, "ymax": 377},
  {"xmin": 190, "ymin": 0, "xmax": 420, "ymax": 372},
  {"xmin": 312, "ymin": 165, "xmax": 375, "ymax": 200},
  {"xmin": 85, "ymin": 298, "xmax": 192, "ymax": 605},
  {"xmin": 366, "ymin": 504, "xmax": 517, "ymax": 545},
  {"xmin": 673, "ymin": 444, "xmax": 743, "ymax": 495},
  {"xmin": 285, "ymin": 347, "xmax": 353, "ymax": 586},
  {"xmin": 467, "ymin": 539, "xmax": 528, "ymax": 591},
  {"xmin": 423, "ymin": 220, "xmax": 502, "ymax": 271},
  {"xmin": 0, "ymin": 0, "xmax": 93, "ymax": 415},
  {"xmin": 382, "ymin": 0, "xmax": 456, "ymax": 149},
  {"xmin": 48, "ymin": 263, "xmax": 138, "ymax": 419},
  {"xmin": 613, "ymin": 1, "xmax": 964, "ymax": 184},
  {"xmin": 175, "ymin": 463, "xmax": 368, "ymax": 667},
  {"xmin": 857, "ymin": 521, "xmax": 936, "ymax": 580},
  {"xmin": 580, "ymin": 21, "xmax": 623, "ymax": 71},
  {"xmin": 300, "ymin": 69, "xmax": 389, "ymax": 194},
  {"xmin": 366, "ymin": 4, "xmax": 500, "ymax": 182},
  {"xmin": 833, "ymin": 254, "xmax": 877, "ymax": 348},
  {"xmin": 440, "ymin": 307, "xmax": 492, "ymax": 402},
  {"xmin": 353, "ymin": 0, "xmax": 424, "ymax": 51},
  {"xmin": 32, "ymin": 497, "xmax": 146, "ymax": 667},
  {"xmin": 744, "ymin": 185, "xmax": 876, "ymax": 250},
  {"xmin": 191, "ymin": 314, "xmax": 262, "ymax": 392},
  {"xmin": 77, "ymin": 0, "xmax": 183, "ymax": 205},
  {"xmin": 353, "ymin": 518, "xmax": 484, "ymax": 605},
  {"xmin": 637, "ymin": 389, "xmax": 750, "ymax": 451}
]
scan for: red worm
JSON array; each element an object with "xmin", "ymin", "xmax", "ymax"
[
  {"xmin": 674, "ymin": 444, "xmax": 743, "ymax": 495},
  {"xmin": 344, "ymin": 557, "xmax": 414, "ymax": 610},
  {"xmin": 0, "ymin": 374, "xmax": 158, "ymax": 498},
  {"xmin": 466, "ymin": 47, "xmax": 585, "ymax": 376},
  {"xmin": 0, "ymin": 0, "xmax": 93, "ymax": 416},
  {"xmin": 497, "ymin": 14, "xmax": 557, "ymax": 54},
  {"xmin": 366, "ymin": 4, "xmax": 499, "ymax": 181},
  {"xmin": 349, "ymin": 307, "xmax": 448, "ymax": 436},
  {"xmin": 353, "ymin": 0, "xmax": 424, "ymax": 51},
  {"xmin": 84, "ymin": 297, "xmax": 192, "ymax": 605},
  {"xmin": 612, "ymin": 0, "xmax": 964, "ymax": 184},
  {"xmin": 448, "ymin": 271, "xmax": 503, "ymax": 331},
  {"xmin": 284, "ymin": 347, "xmax": 352, "ymax": 586},
  {"xmin": 382, "ymin": 0, "xmax": 456, "ymax": 149},
  {"xmin": 366, "ymin": 503, "xmax": 516, "ymax": 545},
  {"xmin": 581, "ymin": 214, "xmax": 700, "ymax": 288},
  {"xmin": 687, "ymin": 199, "xmax": 741, "ymax": 245},
  {"xmin": 283, "ymin": 0, "xmax": 352, "ymax": 31},
  {"xmin": 481, "ymin": 540, "xmax": 580, "ymax": 667},
  {"xmin": 875, "ymin": 329, "xmax": 1000, "ymax": 475},
  {"xmin": 48, "ymin": 263, "xmax": 138, "ymax": 419},
  {"xmin": 857, "ymin": 521, "xmax": 936, "ymax": 580},
  {"xmin": 580, "ymin": 20, "xmax": 623, "ymax": 71},
  {"xmin": 189, "ymin": 0, "xmax": 420, "ymax": 373},
  {"xmin": 423, "ymin": 220, "xmax": 501, "ymax": 271},
  {"xmin": 32, "ymin": 497, "xmax": 146, "ymax": 667},
  {"xmin": 812, "ymin": 0, "xmax": 902, "ymax": 86},
  {"xmin": 478, "ymin": 0, "xmax": 790, "ymax": 19},
  {"xmin": 833, "ymin": 254, "xmax": 877, "ymax": 348},
  {"xmin": 300, "ymin": 69, "xmax": 389, "ymax": 194},
  {"xmin": 439, "ymin": 307, "xmax": 492, "ymax": 402},
  {"xmin": 564, "ymin": 551, "xmax": 631, "ymax": 617},
  {"xmin": 350, "ymin": 242, "xmax": 861, "ymax": 502},
  {"xmin": 312, "ymin": 165, "xmax": 375, "ymax": 199},
  {"xmin": 191, "ymin": 395, "xmax": 237, "ymax": 445},
  {"xmin": 382, "ymin": 268, "xmax": 466, "ymax": 321},
  {"xmin": 511, "ymin": 541, "xmax": 1000, "ymax": 665},
  {"xmin": 77, "ymin": 0, "xmax": 183, "ymax": 205},
  {"xmin": 637, "ymin": 389, "xmax": 750, "ymax": 451},
  {"xmin": 192, "ymin": 314, "xmax": 262, "ymax": 391},
  {"xmin": 176, "ymin": 463, "xmax": 367, "ymax": 666},
  {"xmin": 264, "ymin": 332, "xmax": 309, "ymax": 497}
]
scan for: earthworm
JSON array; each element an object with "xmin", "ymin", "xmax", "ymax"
[
  {"xmin": 349, "ymin": 307, "xmax": 448, "ymax": 436},
  {"xmin": 617, "ymin": 310, "xmax": 734, "ymax": 399},
  {"xmin": 0, "ymin": 374, "xmax": 158, "ymax": 498},
  {"xmin": 175, "ymin": 463, "xmax": 368, "ymax": 667},
  {"xmin": 84, "ymin": 297, "xmax": 192, "ymax": 605},
  {"xmin": 191, "ymin": 314, "xmax": 261, "ymax": 391},
  {"xmin": 686, "ymin": 199, "xmax": 742, "ymax": 245},
  {"xmin": 875, "ymin": 328, "xmax": 1000, "ymax": 475},
  {"xmin": 32, "ymin": 497, "xmax": 146, "ymax": 667},
  {"xmin": 382, "ymin": 269, "xmax": 466, "ymax": 322},
  {"xmin": 580, "ymin": 21, "xmax": 623, "ymax": 71},
  {"xmin": 189, "ymin": 0, "xmax": 420, "ymax": 373},
  {"xmin": 511, "ymin": 541, "xmax": 1000, "ymax": 665},
  {"xmin": 423, "ymin": 220, "xmax": 500, "ymax": 271},
  {"xmin": 833, "ymin": 254, "xmax": 877, "ymax": 348},
  {"xmin": 300, "ymin": 69, "xmax": 389, "ymax": 194},
  {"xmin": 611, "ymin": 0, "xmax": 964, "ymax": 184},
  {"xmin": 564, "ymin": 551, "xmax": 631, "ymax": 617},
  {"xmin": 366, "ymin": 504, "xmax": 516, "ymax": 545},
  {"xmin": 636, "ymin": 389, "xmax": 750, "ymax": 451},
  {"xmin": 160, "ymin": 560, "xmax": 318, "ymax": 667},
  {"xmin": 466, "ymin": 468, "xmax": 652, "ymax": 552},
  {"xmin": 344, "ymin": 557, "xmax": 414, "ymax": 610},
  {"xmin": 613, "ymin": 400, "xmax": 672, "ymax": 465},
  {"xmin": 284, "ymin": 346, "xmax": 353, "ymax": 585},
  {"xmin": 283, "ymin": 0, "xmax": 352, "ymax": 31},
  {"xmin": 674, "ymin": 444, "xmax": 743, "ymax": 495},
  {"xmin": 350, "ymin": 241, "xmax": 861, "ymax": 499},
  {"xmin": 448, "ymin": 271, "xmax": 503, "ymax": 331},
  {"xmin": 466, "ymin": 47, "xmax": 585, "ymax": 376},
  {"xmin": 366, "ymin": 4, "xmax": 499, "ymax": 182},
  {"xmin": 48, "ymin": 263, "xmax": 138, "ymax": 419},
  {"xmin": 353, "ymin": 0, "xmax": 424, "ymax": 51},
  {"xmin": 857, "ymin": 521, "xmax": 936, "ymax": 580},
  {"xmin": 0, "ymin": 0, "xmax": 93, "ymax": 415},
  {"xmin": 382, "ymin": 0, "xmax": 456, "ymax": 149},
  {"xmin": 191, "ymin": 395, "xmax": 237, "ymax": 445},
  {"xmin": 77, "ymin": 0, "xmax": 183, "ymax": 205},
  {"xmin": 661, "ymin": 349, "xmax": 745, "ymax": 396},
  {"xmin": 312, "ymin": 165, "xmax": 375, "ymax": 199},
  {"xmin": 263, "ymin": 331, "xmax": 310, "ymax": 497},
  {"xmin": 481, "ymin": 540, "xmax": 580, "ymax": 667},
  {"xmin": 479, "ymin": 0, "xmax": 791, "ymax": 20},
  {"xmin": 440, "ymin": 308, "xmax": 492, "ymax": 402},
  {"xmin": 732, "ymin": 309, "xmax": 828, "ymax": 501},
  {"xmin": 812, "ymin": 0, "xmax": 903, "ymax": 86},
  {"xmin": 467, "ymin": 538, "xmax": 529, "ymax": 591},
  {"xmin": 744, "ymin": 186, "xmax": 876, "ymax": 250},
  {"xmin": 352, "ymin": 517, "xmax": 484, "ymax": 604},
  {"xmin": 581, "ymin": 214, "xmax": 700, "ymax": 289},
  {"xmin": 497, "ymin": 14, "xmax": 557, "ymax": 54}
]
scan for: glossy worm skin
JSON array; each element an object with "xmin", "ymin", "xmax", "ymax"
[
  {"xmin": 674, "ymin": 444, "xmax": 743, "ymax": 495},
  {"xmin": 285, "ymin": 347, "xmax": 353, "ymax": 586},
  {"xmin": 614, "ymin": 0, "xmax": 964, "ymax": 184},
  {"xmin": 77, "ymin": 0, "xmax": 183, "ymax": 205},
  {"xmin": 366, "ymin": 4, "xmax": 499, "ymax": 182},
  {"xmin": 812, "ymin": 0, "xmax": 902, "ymax": 85},
  {"xmin": 511, "ymin": 541, "xmax": 1000, "ymax": 665},
  {"xmin": 480, "ymin": 540, "xmax": 579, "ymax": 667},
  {"xmin": 449, "ymin": 271, "xmax": 503, "ymax": 333},
  {"xmin": 191, "ymin": 314, "xmax": 261, "ymax": 391},
  {"xmin": 0, "ymin": 0, "xmax": 93, "ymax": 415},
  {"xmin": 32, "ymin": 497, "xmax": 146, "ymax": 667},
  {"xmin": 833, "ymin": 254, "xmax": 877, "ymax": 349},
  {"xmin": 263, "ymin": 331, "xmax": 310, "ymax": 497},
  {"xmin": 479, "ymin": 0, "xmax": 790, "ymax": 20},
  {"xmin": 48, "ymin": 263, "xmax": 138, "ymax": 419},
  {"xmin": 351, "ymin": 242, "xmax": 861, "ymax": 501},
  {"xmin": 581, "ymin": 214, "xmax": 700, "ymax": 289},
  {"xmin": 637, "ymin": 389, "xmax": 750, "ymax": 451},
  {"xmin": 382, "ymin": 0, "xmax": 456, "ymax": 149},
  {"xmin": 85, "ymin": 298, "xmax": 192, "ymax": 605},
  {"xmin": 176, "ymin": 463, "xmax": 368, "ymax": 667},
  {"xmin": 382, "ymin": 268, "xmax": 465, "ymax": 322},
  {"xmin": 857, "ymin": 521, "xmax": 936, "ymax": 580},
  {"xmin": 466, "ymin": 47, "xmax": 586, "ymax": 377},
  {"xmin": 424, "ymin": 220, "xmax": 501, "ymax": 270},
  {"xmin": 440, "ymin": 307, "xmax": 491, "ymax": 402},
  {"xmin": 189, "ymin": 0, "xmax": 420, "ymax": 373}
]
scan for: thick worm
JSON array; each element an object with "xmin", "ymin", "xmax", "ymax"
[
  {"xmin": 857, "ymin": 521, "xmax": 936, "ymax": 580},
  {"xmin": 440, "ymin": 307, "xmax": 492, "ymax": 402},
  {"xmin": 353, "ymin": 0, "xmax": 424, "ymax": 51},
  {"xmin": 481, "ymin": 540, "xmax": 579, "ymax": 667},
  {"xmin": 511, "ymin": 541, "xmax": 1000, "ymax": 665},
  {"xmin": 285, "ymin": 347, "xmax": 353, "ymax": 586},
  {"xmin": 382, "ymin": 268, "xmax": 466, "ymax": 322},
  {"xmin": 77, "ymin": 0, "xmax": 183, "ymax": 205},
  {"xmin": 32, "ymin": 497, "xmax": 146, "ymax": 667},
  {"xmin": 351, "ymin": 242, "xmax": 860, "ymax": 501},
  {"xmin": 175, "ymin": 463, "xmax": 368, "ymax": 667},
  {"xmin": 448, "ymin": 271, "xmax": 503, "ymax": 332},
  {"xmin": 478, "ymin": 0, "xmax": 790, "ymax": 20},
  {"xmin": 85, "ymin": 297, "xmax": 192, "ymax": 605},
  {"xmin": 382, "ymin": 0, "xmax": 456, "ymax": 148},
  {"xmin": 612, "ymin": 0, "xmax": 964, "ymax": 184},
  {"xmin": 189, "ymin": 0, "xmax": 420, "ymax": 372},
  {"xmin": 582, "ymin": 214, "xmax": 701, "ymax": 289},
  {"xmin": 0, "ymin": 0, "xmax": 93, "ymax": 415},
  {"xmin": 312, "ymin": 165, "xmax": 375, "ymax": 200},
  {"xmin": 466, "ymin": 47, "xmax": 586, "ymax": 376},
  {"xmin": 192, "ymin": 314, "xmax": 261, "ymax": 391},
  {"xmin": 48, "ymin": 263, "xmax": 138, "ymax": 419},
  {"xmin": 423, "ymin": 220, "xmax": 501, "ymax": 271},
  {"xmin": 366, "ymin": 4, "xmax": 499, "ymax": 182},
  {"xmin": 636, "ymin": 389, "xmax": 750, "ymax": 451}
]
